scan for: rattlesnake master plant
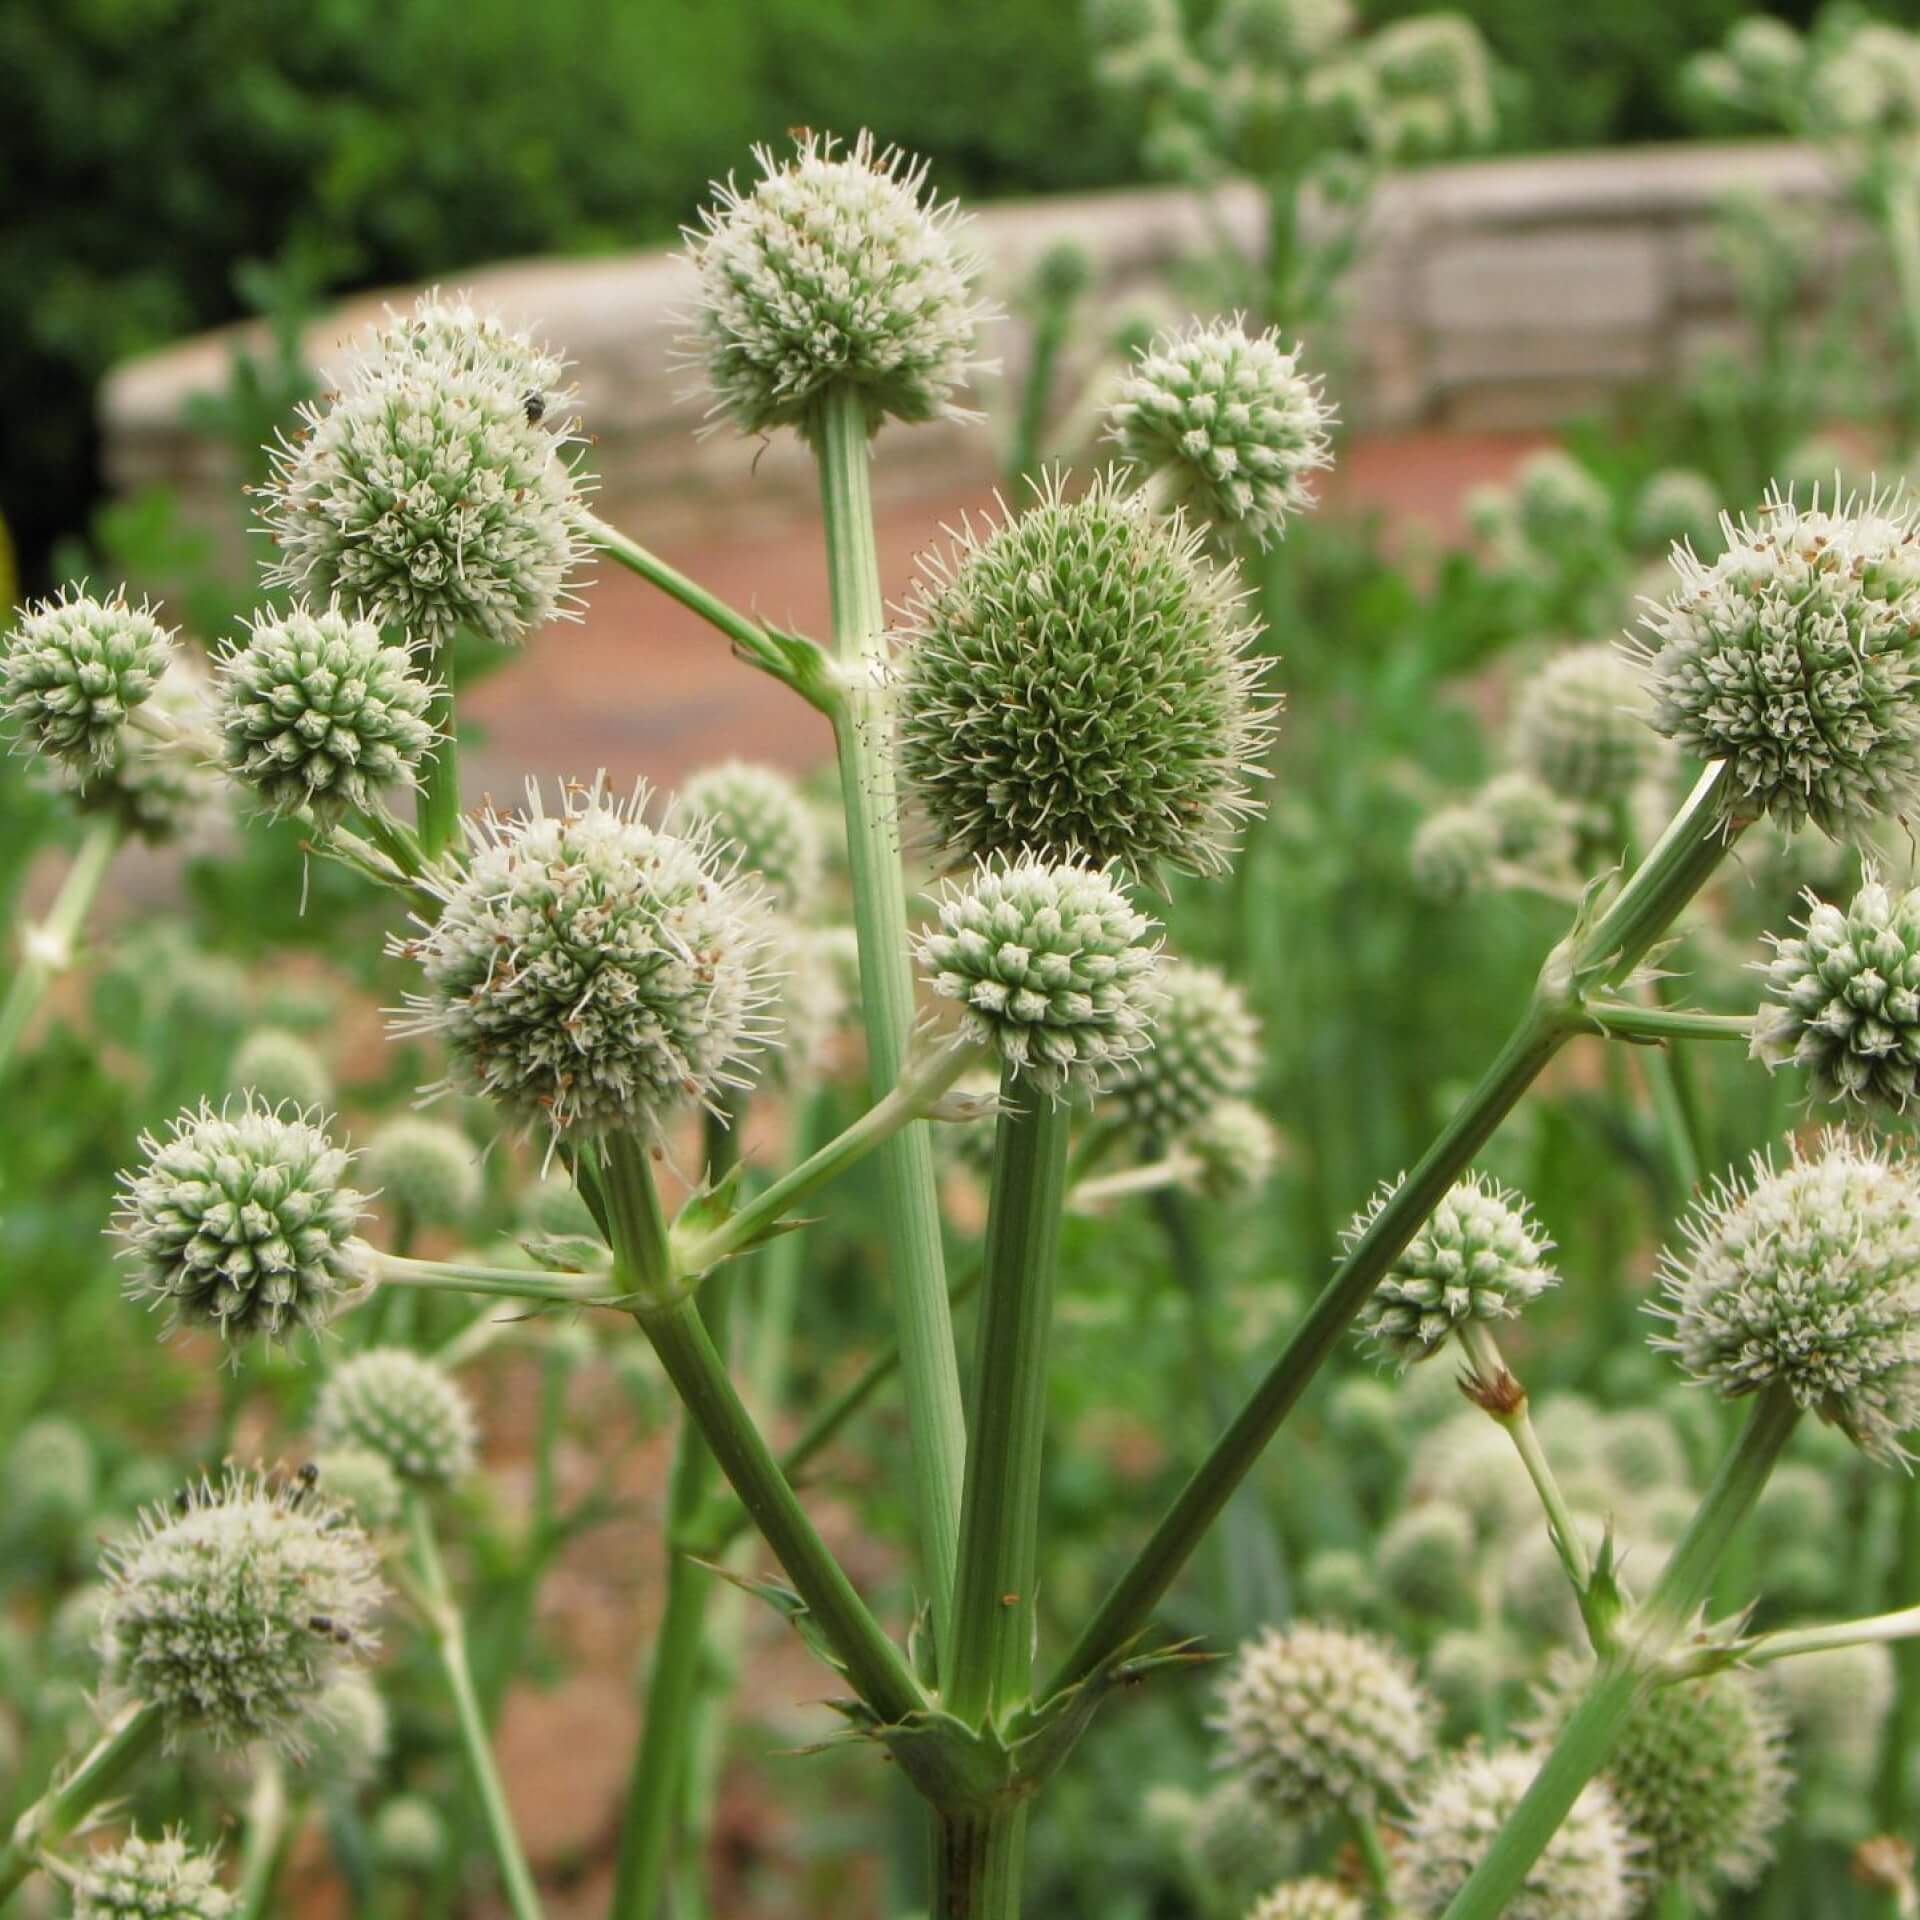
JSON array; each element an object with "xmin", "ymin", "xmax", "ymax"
[
  {"xmin": 1655, "ymin": 1131, "xmax": 1920, "ymax": 1463},
  {"xmin": 681, "ymin": 131, "xmax": 992, "ymax": 439},
  {"xmin": 312, "ymin": 1348, "xmax": 479, "ymax": 1487},
  {"xmin": 1633, "ymin": 488, "xmax": 1920, "ymax": 837},
  {"xmin": 1214, "ymin": 1621, "xmax": 1437, "ymax": 1817},
  {"xmin": 1393, "ymin": 1748, "xmax": 1636, "ymax": 1920},
  {"xmin": 228, "ymin": 1028, "xmax": 332, "ymax": 1112},
  {"xmin": 1185, "ymin": 1096, "xmax": 1281, "ymax": 1200},
  {"xmin": 100, "ymin": 1466, "xmax": 383, "ymax": 1751},
  {"xmin": 671, "ymin": 760, "xmax": 823, "ymax": 916},
  {"xmin": 214, "ymin": 603, "xmax": 437, "ymax": 826},
  {"xmin": 261, "ymin": 292, "xmax": 591, "ymax": 649},
  {"xmin": 114, "ymin": 1098, "xmax": 371, "ymax": 1349},
  {"xmin": 1352, "ymin": 1172, "xmax": 1558, "ymax": 1367},
  {"xmin": 917, "ymin": 856, "xmax": 1161, "ymax": 1096},
  {"xmin": 369, "ymin": 291, "xmax": 570, "ymax": 412},
  {"xmin": 1109, "ymin": 958, "xmax": 1261, "ymax": 1138},
  {"xmin": 1410, "ymin": 805, "xmax": 1499, "ymax": 903},
  {"xmin": 71, "ymin": 1832, "xmax": 233, "ymax": 1920},
  {"xmin": 0, "ymin": 586, "xmax": 174, "ymax": 776},
  {"xmin": 394, "ymin": 780, "xmax": 776, "ymax": 1137},
  {"xmin": 1755, "ymin": 874, "xmax": 1920, "ymax": 1113},
  {"xmin": 896, "ymin": 470, "xmax": 1271, "ymax": 878}
]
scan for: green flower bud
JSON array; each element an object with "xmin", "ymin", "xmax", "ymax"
[
  {"xmin": 1655, "ymin": 1132, "xmax": 1920, "ymax": 1463},
  {"xmin": 364, "ymin": 1115, "xmax": 484, "ymax": 1226},
  {"xmin": 1248, "ymin": 1880, "xmax": 1365, "ymax": 1920},
  {"xmin": 1476, "ymin": 771, "xmax": 1578, "ymax": 871},
  {"xmin": 1593, "ymin": 1408, "xmax": 1689, "ymax": 1496},
  {"xmin": 312, "ymin": 1348, "xmax": 478, "ymax": 1488},
  {"xmin": 1410, "ymin": 804, "xmax": 1498, "ymax": 903},
  {"xmin": 1511, "ymin": 450, "xmax": 1612, "ymax": 553},
  {"xmin": 1187, "ymin": 1776, "xmax": 1304, "ymax": 1906},
  {"xmin": 1632, "ymin": 469, "xmax": 1722, "ymax": 556},
  {"xmin": 683, "ymin": 131, "xmax": 990, "ymax": 440},
  {"xmin": 299, "ymin": 1667, "xmax": 390, "ymax": 1792},
  {"xmin": 309, "ymin": 1447, "xmax": 404, "ymax": 1533},
  {"xmin": 1427, "ymin": 1629, "xmax": 1505, "ymax": 1734},
  {"xmin": 1378, "ymin": 1502, "xmax": 1476, "ymax": 1619},
  {"xmin": 1752, "ymin": 1460, "xmax": 1834, "ymax": 1543},
  {"xmin": 6, "ymin": 1416, "xmax": 97, "ymax": 1540},
  {"xmin": 1109, "ymin": 959, "xmax": 1261, "ymax": 1139},
  {"xmin": 372, "ymin": 1795, "xmax": 447, "ymax": 1876},
  {"xmin": 673, "ymin": 760, "xmax": 823, "ymax": 916},
  {"xmin": 228, "ymin": 1028, "xmax": 333, "ymax": 1113},
  {"xmin": 1183, "ymin": 1096, "xmax": 1281, "ymax": 1201},
  {"xmin": 897, "ymin": 470, "xmax": 1272, "ymax": 879},
  {"xmin": 1299, "ymin": 1546, "xmax": 1376, "ymax": 1619},
  {"xmin": 72, "ymin": 1831, "xmax": 233, "ymax": 1920},
  {"xmin": 1509, "ymin": 644, "xmax": 1654, "ymax": 811},
  {"xmin": 1, "ymin": 586, "xmax": 174, "ymax": 775}
]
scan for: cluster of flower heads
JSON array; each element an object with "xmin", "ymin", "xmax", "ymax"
[{"xmin": 261, "ymin": 291, "xmax": 590, "ymax": 649}]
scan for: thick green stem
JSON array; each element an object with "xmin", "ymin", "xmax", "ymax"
[
  {"xmin": 813, "ymin": 382, "xmax": 967, "ymax": 1641},
  {"xmin": 1883, "ymin": 174, "xmax": 1920, "ymax": 436},
  {"xmin": 416, "ymin": 639, "xmax": 461, "ymax": 860},
  {"xmin": 0, "ymin": 1700, "xmax": 165, "ymax": 1903},
  {"xmin": 1347, "ymin": 1808, "xmax": 1395, "ymax": 1899},
  {"xmin": 1440, "ymin": 1387, "xmax": 1799, "ymax": 1920},
  {"xmin": 0, "ymin": 818, "xmax": 119, "ymax": 1081},
  {"xmin": 1049, "ymin": 764, "xmax": 1743, "ymax": 1700},
  {"xmin": 408, "ymin": 1494, "xmax": 545, "ymax": 1920},
  {"xmin": 234, "ymin": 1760, "xmax": 297, "ymax": 1920},
  {"xmin": 935, "ymin": 1808, "xmax": 1028, "ymax": 1920},
  {"xmin": 1583, "ymin": 1003, "xmax": 1754, "ymax": 1046}
]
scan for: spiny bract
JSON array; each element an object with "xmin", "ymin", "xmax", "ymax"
[
  {"xmin": 1755, "ymin": 875, "xmax": 1920, "ymax": 1113},
  {"xmin": 100, "ymin": 1466, "xmax": 383, "ymax": 1751},
  {"xmin": 1108, "ymin": 958, "xmax": 1263, "ymax": 1138},
  {"xmin": 115, "ymin": 1098, "xmax": 370, "ymax": 1348},
  {"xmin": 683, "ymin": 130, "xmax": 991, "ymax": 440},
  {"xmin": 1633, "ymin": 488, "xmax": 1920, "ymax": 837},
  {"xmin": 1654, "ymin": 1130, "xmax": 1920, "ymax": 1462},
  {"xmin": 917, "ymin": 856, "xmax": 1161, "ymax": 1097},
  {"xmin": 1214, "ymin": 1620, "xmax": 1438, "ymax": 1817},
  {"xmin": 672, "ymin": 760, "xmax": 824, "ymax": 916},
  {"xmin": 215, "ymin": 603, "xmax": 437, "ymax": 826},
  {"xmin": 72, "ymin": 1831, "xmax": 234, "ymax": 1920},
  {"xmin": 1393, "ymin": 1746, "xmax": 1635, "ymax": 1920},
  {"xmin": 1509, "ymin": 644, "xmax": 1654, "ymax": 810},
  {"xmin": 895, "ymin": 471, "xmax": 1272, "ymax": 879},
  {"xmin": 395, "ymin": 781, "xmax": 775, "ymax": 1137},
  {"xmin": 1353, "ymin": 1171, "xmax": 1558, "ymax": 1367},
  {"xmin": 312, "ymin": 1347, "xmax": 479, "ymax": 1487},
  {"xmin": 1, "ymin": 585, "xmax": 174, "ymax": 775},
  {"xmin": 1108, "ymin": 317, "xmax": 1331, "ymax": 546}
]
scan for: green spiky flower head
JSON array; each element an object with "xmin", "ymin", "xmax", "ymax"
[
  {"xmin": 896, "ymin": 470, "xmax": 1273, "ymax": 879},
  {"xmin": 1184, "ymin": 1097, "xmax": 1281, "ymax": 1201},
  {"xmin": 1509, "ymin": 644, "xmax": 1655, "ymax": 809},
  {"xmin": 72, "ymin": 1831, "xmax": 234, "ymax": 1920},
  {"xmin": 1, "ymin": 585, "xmax": 175, "ymax": 776},
  {"xmin": 1214, "ymin": 1621, "xmax": 1438, "ymax": 1817},
  {"xmin": 66, "ymin": 656, "xmax": 221, "ymax": 846},
  {"xmin": 1634, "ymin": 488, "xmax": 1920, "ymax": 837},
  {"xmin": 1394, "ymin": 1747, "xmax": 1635, "ymax": 1919},
  {"xmin": 362, "ymin": 1115, "xmax": 483, "ymax": 1226},
  {"xmin": 228, "ymin": 1028, "xmax": 333, "ymax": 1112},
  {"xmin": 115, "ymin": 1098, "xmax": 371, "ymax": 1349},
  {"xmin": 683, "ymin": 131, "xmax": 991, "ymax": 440},
  {"xmin": 1410, "ymin": 804, "xmax": 1498, "ymax": 903},
  {"xmin": 1248, "ymin": 1881, "xmax": 1366, "ymax": 1920},
  {"xmin": 1353, "ymin": 1172, "xmax": 1558, "ymax": 1368},
  {"xmin": 672, "ymin": 760, "xmax": 823, "ymax": 915},
  {"xmin": 310, "ymin": 1447, "xmax": 404, "ymax": 1532},
  {"xmin": 1107, "ymin": 318, "xmax": 1331, "ymax": 547},
  {"xmin": 1655, "ymin": 1131, "xmax": 1920, "ymax": 1461},
  {"xmin": 1511, "ymin": 450, "xmax": 1612, "ymax": 553},
  {"xmin": 312, "ymin": 1348, "xmax": 478, "ymax": 1488},
  {"xmin": 1212, "ymin": 0, "xmax": 1355, "ymax": 70},
  {"xmin": 396, "ymin": 780, "xmax": 775, "ymax": 1137},
  {"xmin": 215, "ymin": 603, "xmax": 437, "ymax": 826},
  {"xmin": 1633, "ymin": 470, "xmax": 1722, "ymax": 556},
  {"xmin": 101, "ymin": 1466, "xmax": 384, "ymax": 1751},
  {"xmin": 1107, "ymin": 958, "xmax": 1261, "ymax": 1138},
  {"xmin": 917, "ymin": 856, "xmax": 1161, "ymax": 1097},
  {"xmin": 1477, "ymin": 771, "xmax": 1578, "ymax": 871}
]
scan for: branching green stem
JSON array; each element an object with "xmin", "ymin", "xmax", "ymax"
[
  {"xmin": 373, "ymin": 1250, "xmax": 614, "ymax": 1305},
  {"xmin": 0, "ymin": 818, "xmax": 119, "ymax": 1081},
  {"xmin": 0, "ymin": 1700, "xmax": 165, "ymax": 1903},
  {"xmin": 1582, "ymin": 1002, "xmax": 1755, "ymax": 1046}
]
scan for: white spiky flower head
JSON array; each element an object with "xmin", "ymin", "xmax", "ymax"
[
  {"xmin": 916, "ymin": 856, "xmax": 1161, "ymax": 1098},
  {"xmin": 72, "ymin": 1831, "xmax": 234, "ymax": 1920},
  {"xmin": 671, "ymin": 759, "xmax": 823, "ymax": 915},
  {"xmin": 1108, "ymin": 958, "xmax": 1262, "ymax": 1138},
  {"xmin": 394, "ymin": 779, "xmax": 776, "ymax": 1138},
  {"xmin": 1654, "ymin": 1130, "xmax": 1920, "ymax": 1462},
  {"xmin": 1, "ymin": 585, "xmax": 175, "ymax": 776},
  {"xmin": 363, "ymin": 1114, "xmax": 483, "ymax": 1225},
  {"xmin": 682, "ymin": 130, "xmax": 992, "ymax": 441},
  {"xmin": 300, "ymin": 1666, "xmax": 391, "ymax": 1792},
  {"xmin": 1394, "ymin": 1746, "xmax": 1636, "ymax": 1920},
  {"xmin": 1247, "ymin": 1880, "xmax": 1366, "ymax": 1920},
  {"xmin": 100, "ymin": 1465, "xmax": 384, "ymax": 1751},
  {"xmin": 312, "ymin": 1347, "xmax": 479, "ymax": 1487},
  {"xmin": 115, "ymin": 1098, "xmax": 372, "ymax": 1350},
  {"xmin": 215, "ymin": 602, "xmax": 438, "ymax": 826},
  {"xmin": 1183, "ymin": 1097, "xmax": 1281, "ymax": 1202},
  {"xmin": 1214, "ymin": 1621, "xmax": 1438, "ymax": 1818},
  {"xmin": 1754, "ymin": 873, "xmax": 1920, "ymax": 1114},
  {"xmin": 1633, "ymin": 486, "xmax": 1920, "ymax": 837},
  {"xmin": 1410, "ymin": 804, "xmax": 1499, "ymax": 903},
  {"xmin": 1107, "ymin": 317, "xmax": 1332, "ymax": 548},
  {"xmin": 366, "ymin": 290, "xmax": 571, "ymax": 419},
  {"xmin": 1528, "ymin": 1655, "xmax": 1790, "ymax": 1901},
  {"xmin": 261, "ymin": 294, "xmax": 590, "ymax": 649},
  {"xmin": 1510, "ymin": 644, "xmax": 1655, "ymax": 809},
  {"xmin": 1353, "ymin": 1172, "xmax": 1558, "ymax": 1368},
  {"xmin": 895, "ymin": 469, "xmax": 1273, "ymax": 879}
]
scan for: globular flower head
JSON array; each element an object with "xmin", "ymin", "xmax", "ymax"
[
  {"xmin": 301, "ymin": 1666, "xmax": 391, "ymax": 1792},
  {"xmin": 262, "ymin": 295, "xmax": 590, "ymax": 650},
  {"xmin": 1755, "ymin": 875, "xmax": 1920, "ymax": 1114},
  {"xmin": 1363, "ymin": 14, "xmax": 1499, "ymax": 157},
  {"xmin": 1108, "ymin": 958, "xmax": 1262, "ymax": 1138},
  {"xmin": 769, "ymin": 923, "xmax": 857, "ymax": 1088},
  {"xmin": 373, "ymin": 1796, "xmax": 447, "ymax": 1876},
  {"xmin": 1377, "ymin": 1501, "xmax": 1477, "ymax": 1619},
  {"xmin": 1511, "ymin": 450, "xmax": 1613, "ymax": 553},
  {"xmin": 1214, "ymin": 1621, "xmax": 1438, "ymax": 1817},
  {"xmin": 1212, "ymin": 0, "xmax": 1355, "ymax": 70},
  {"xmin": 1394, "ymin": 1746, "xmax": 1636, "ymax": 1920},
  {"xmin": 1410, "ymin": 804, "xmax": 1499, "ymax": 903},
  {"xmin": 395, "ymin": 780, "xmax": 776, "ymax": 1137},
  {"xmin": 215, "ymin": 603, "xmax": 437, "ymax": 826},
  {"xmin": 1632, "ymin": 488, "xmax": 1920, "ymax": 837},
  {"xmin": 228, "ymin": 1028, "xmax": 333, "ymax": 1112},
  {"xmin": 1184, "ymin": 1777, "xmax": 1304, "ymax": 1908},
  {"xmin": 672, "ymin": 760, "xmax": 823, "ymax": 915},
  {"xmin": 1183, "ymin": 1097, "xmax": 1281, "ymax": 1202},
  {"xmin": 100, "ymin": 1465, "xmax": 384, "ymax": 1751},
  {"xmin": 310, "ymin": 1447, "xmax": 404, "ymax": 1532},
  {"xmin": 1248, "ymin": 1881, "xmax": 1366, "ymax": 1920},
  {"xmin": 67, "ymin": 657, "xmax": 222, "ymax": 846},
  {"xmin": 1107, "ymin": 318, "xmax": 1332, "ymax": 548},
  {"xmin": 1, "ymin": 585, "xmax": 175, "ymax": 775},
  {"xmin": 6, "ymin": 1415, "xmax": 97, "ymax": 1538},
  {"xmin": 1477, "ymin": 771, "xmax": 1578, "ymax": 871},
  {"xmin": 72, "ymin": 1831, "xmax": 234, "ymax": 1920},
  {"xmin": 115, "ymin": 1098, "xmax": 371, "ymax": 1349},
  {"xmin": 683, "ymin": 131, "xmax": 991, "ymax": 440},
  {"xmin": 1654, "ymin": 1131, "xmax": 1920, "ymax": 1462},
  {"xmin": 896, "ymin": 470, "xmax": 1273, "ymax": 879},
  {"xmin": 312, "ymin": 1348, "xmax": 479, "ymax": 1488},
  {"xmin": 367, "ymin": 291, "xmax": 571, "ymax": 421},
  {"xmin": 916, "ymin": 856, "xmax": 1161, "ymax": 1097},
  {"xmin": 363, "ymin": 1115, "xmax": 484, "ymax": 1225},
  {"xmin": 1633, "ymin": 469, "xmax": 1722, "ymax": 557},
  {"xmin": 1353, "ymin": 1172, "xmax": 1558, "ymax": 1368},
  {"xmin": 1510, "ymin": 644, "xmax": 1655, "ymax": 809}
]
